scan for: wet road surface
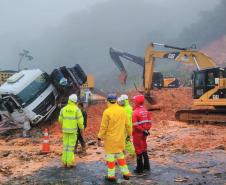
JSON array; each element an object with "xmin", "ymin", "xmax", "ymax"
[{"xmin": 4, "ymin": 150, "xmax": 226, "ymax": 185}]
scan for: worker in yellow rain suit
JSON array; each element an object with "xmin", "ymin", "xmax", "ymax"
[
  {"xmin": 98, "ymin": 94, "xmax": 132, "ymax": 182},
  {"xmin": 118, "ymin": 94, "xmax": 135, "ymax": 157},
  {"xmin": 58, "ymin": 94, "xmax": 84, "ymax": 168}
]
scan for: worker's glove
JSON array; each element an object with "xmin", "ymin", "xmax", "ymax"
[{"xmin": 143, "ymin": 130, "xmax": 150, "ymax": 136}]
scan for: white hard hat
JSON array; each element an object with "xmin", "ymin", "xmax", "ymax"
[
  {"xmin": 117, "ymin": 96, "xmax": 123, "ymax": 103},
  {"xmin": 120, "ymin": 94, "xmax": 128, "ymax": 100},
  {"xmin": 69, "ymin": 94, "xmax": 78, "ymax": 103},
  {"xmin": 117, "ymin": 96, "xmax": 125, "ymax": 106}
]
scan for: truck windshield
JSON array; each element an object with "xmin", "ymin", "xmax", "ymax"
[{"xmin": 16, "ymin": 73, "xmax": 50, "ymax": 107}]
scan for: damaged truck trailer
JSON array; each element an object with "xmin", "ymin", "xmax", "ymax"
[{"xmin": 0, "ymin": 65, "xmax": 87, "ymax": 133}]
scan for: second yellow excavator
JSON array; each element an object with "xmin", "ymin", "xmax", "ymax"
[
  {"xmin": 144, "ymin": 42, "xmax": 226, "ymax": 123},
  {"xmin": 163, "ymin": 77, "xmax": 180, "ymax": 88}
]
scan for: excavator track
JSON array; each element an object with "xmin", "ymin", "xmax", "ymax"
[{"xmin": 175, "ymin": 109, "xmax": 226, "ymax": 123}]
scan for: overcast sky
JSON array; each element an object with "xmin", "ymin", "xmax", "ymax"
[
  {"xmin": 0, "ymin": 0, "xmax": 107, "ymax": 70},
  {"xmin": 0, "ymin": 0, "xmax": 222, "ymax": 89},
  {"xmin": 0, "ymin": 0, "xmax": 107, "ymax": 35}
]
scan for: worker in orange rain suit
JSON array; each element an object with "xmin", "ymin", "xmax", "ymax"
[
  {"xmin": 132, "ymin": 95, "xmax": 152, "ymax": 174},
  {"xmin": 97, "ymin": 93, "xmax": 132, "ymax": 182},
  {"xmin": 58, "ymin": 94, "xmax": 84, "ymax": 168},
  {"xmin": 117, "ymin": 94, "xmax": 135, "ymax": 157}
]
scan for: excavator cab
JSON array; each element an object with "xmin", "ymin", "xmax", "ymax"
[
  {"xmin": 152, "ymin": 72, "xmax": 164, "ymax": 89},
  {"xmin": 193, "ymin": 67, "xmax": 226, "ymax": 99}
]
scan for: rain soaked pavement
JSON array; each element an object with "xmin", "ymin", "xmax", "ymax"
[{"xmin": 4, "ymin": 150, "xmax": 226, "ymax": 185}]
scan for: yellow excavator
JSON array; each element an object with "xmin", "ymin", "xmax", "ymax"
[{"xmin": 143, "ymin": 42, "xmax": 226, "ymax": 123}]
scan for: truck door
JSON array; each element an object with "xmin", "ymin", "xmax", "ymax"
[{"xmin": 3, "ymin": 96, "xmax": 26, "ymax": 123}]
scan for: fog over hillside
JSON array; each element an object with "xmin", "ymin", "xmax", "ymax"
[{"xmin": 0, "ymin": 0, "xmax": 224, "ymax": 90}]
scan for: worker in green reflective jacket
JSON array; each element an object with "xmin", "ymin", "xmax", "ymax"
[
  {"xmin": 118, "ymin": 94, "xmax": 135, "ymax": 157},
  {"xmin": 58, "ymin": 94, "xmax": 84, "ymax": 168}
]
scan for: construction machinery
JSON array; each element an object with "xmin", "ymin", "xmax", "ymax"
[
  {"xmin": 143, "ymin": 42, "xmax": 226, "ymax": 123},
  {"xmin": 109, "ymin": 47, "xmax": 164, "ymax": 89},
  {"xmin": 163, "ymin": 77, "xmax": 180, "ymax": 88},
  {"xmin": 80, "ymin": 74, "xmax": 95, "ymax": 89}
]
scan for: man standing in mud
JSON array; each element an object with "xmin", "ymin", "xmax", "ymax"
[
  {"xmin": 97, "ymin": 93, "xmax": 132, "ymax": 182},
  {"xmin": 117, "ymin": 94, "xmax": 135, "ymax": 158},
  {"xmin": 132, "ymin": 95, "xmax": 152, "ymax": 174},
  {"xmin": 58, "ymin": 94, "xmax": 84, "ymax": 168}
]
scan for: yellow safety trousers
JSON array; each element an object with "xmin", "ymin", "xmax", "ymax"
[{"xmin": 62, "ymin": 133, "xmax": 77, "ymax": 166}]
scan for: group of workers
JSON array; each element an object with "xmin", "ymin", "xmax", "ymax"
[{"xmin": 58, "ymin": 92, "xmax": 152, "ymax": 182}]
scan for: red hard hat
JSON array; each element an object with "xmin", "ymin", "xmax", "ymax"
[{"xmin": 133, "ymin": 95, "xmax": 144, "ymax": 105}]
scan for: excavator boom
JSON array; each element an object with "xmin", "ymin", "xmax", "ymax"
[
  {"xmin": 109, "ymin": 47, "xmax": 144, "ymax": 84},
  {"xmin": 144, "ymin": 42, "xmax": 217, "ymax": 93}
]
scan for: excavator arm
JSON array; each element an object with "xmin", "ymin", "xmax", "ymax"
[
  {"xmin": 144, "ymin": 42, "xmax": 217, "ymax": 95},
  {"xmin": 109, "ymin": 47, "xmax": 144, "ymax": 84}
]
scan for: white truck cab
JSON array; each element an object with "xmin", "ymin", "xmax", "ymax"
[{"xmin": 0, "ymin": 69, "xmax": 58, "ymax": 124}]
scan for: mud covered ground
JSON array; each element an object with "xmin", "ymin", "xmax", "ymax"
[
  {"xmin": 1, "ymin": 88, "xmax": 226, "ymax": 184},
  {"xmin": 4, "ymin": 149, "xmax": 226, "ymax": 185}
]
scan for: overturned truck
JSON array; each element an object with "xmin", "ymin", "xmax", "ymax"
[{"xmin": 0, "ymin": 64, "xmax": 87, "ymax": 134}]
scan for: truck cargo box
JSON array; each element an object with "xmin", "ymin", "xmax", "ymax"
[{"xmin": 50, "ymin": 64, "xmax": 87, "ymax": 101}]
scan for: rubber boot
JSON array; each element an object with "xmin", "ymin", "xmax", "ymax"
[
  {"xmin": 134, "ymin": 154, "xmax": 143, "ymax": 174},
  {"xmin": 105, "ymin": 176, "xmax": 116, "ymax": 182},
  {"xmin": 142, "ymin": 151, "xmax": 150, "ymax": 171}
]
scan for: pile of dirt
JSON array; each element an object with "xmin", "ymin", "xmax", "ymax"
[
  {"xmin": 79, "ymin": 88, "xmax": 192, "ymax": 140},
  {"xmin": 39, "ymin": 88, "xmax": 190, "ymax": 142},
  {"xmin": 84, "ymin": 103, "xmax": 106, "ymax": 140},
  {"xmin": 128, "ymin": 87, "xmax": 192, "ymax": 122},
  {"xmin": 149, "ymin": 120, "xmax": 226, "ymax": 162}
]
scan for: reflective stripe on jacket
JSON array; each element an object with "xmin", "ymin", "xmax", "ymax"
[{"xmin": 58, "ymin": 100, "xmax": 84, "ymax": 134}]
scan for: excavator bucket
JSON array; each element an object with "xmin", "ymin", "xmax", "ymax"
[
  {"xmin": 143, "ymin": 92, "xmax": 161, "ymax": 111},
  {"xmin": 133, "ymin": 83, "xmax": 160, "ymax": 110},
  {"xmin": 144, "ymin": 93, "xmax": 155, "ymax": 104}
]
